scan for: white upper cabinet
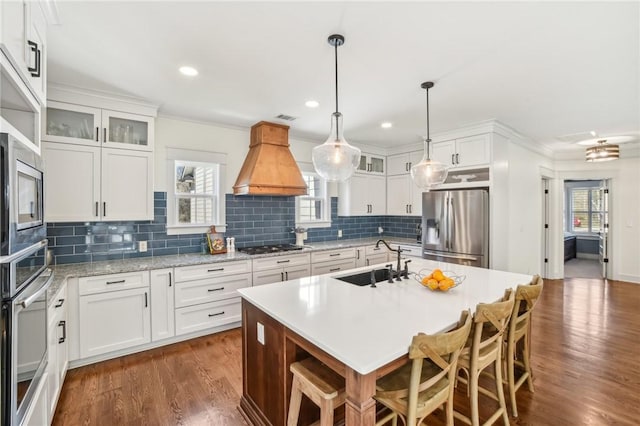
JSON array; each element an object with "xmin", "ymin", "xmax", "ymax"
[
  {"xmin": 42, "ymin": 141, "xmax": 154, "ymax": 222},
  {"xmin": 338, "ymin": 175, "xmax": 386, "ymax": 216},
  {"xmin": 431, "ymin": 134, "xmax": 491, "ymax": 168},
  {"xmin": 0, "ymin": 0, "xmax": 48, "ymax": 106},
  {"xmin": 387, "ymin": 151, "xmax": 423, "ymax": 176},
  {"xmin": 356, "ymin": 152, "xmax": 385, "ymax": 175},
  {"xmin": 43, "ymin": 101, "xmax": 154, "ymax": 151},
  {"xmin": 43, "ymin": 101, "xmax": 102, "ymax": 145},
  {"xmin": 386, "ymin": 175, "xmax": 422, "ymax": 216}
]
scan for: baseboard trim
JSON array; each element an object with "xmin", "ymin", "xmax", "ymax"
[{"xmin": 616, "ymin": 274, "xmax": 640, "ymax": 284}]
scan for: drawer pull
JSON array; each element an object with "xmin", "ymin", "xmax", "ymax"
[
  {"xmin": 208, "ymin": 268, "xmax": 224, "ymax": 272},
  {"xmin": 277, "ymin": 259, "xmax": 290, "ymax": 263},
  {"xmin": 329, "ymin": 253, "xmax": 341, "ymax": 257},
  {"xmin": 329, "ymin": 268, "xmax": 341, "ymax": 272},
  {"xmin": 208, "ymin": 311, "xmax": 225, "ymax": 317},
  {"xmin": 106, "ymin": 279, "xmax": 126, "ymax": 285},
  {"xmin": 55, "ymin": 299, "xmax": 65, "ymax": 308},
  {"xmin": 207, "ymin": 287, "xmax": 224, "ymax": 292}
]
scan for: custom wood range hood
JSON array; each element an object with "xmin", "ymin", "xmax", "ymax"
[{"xmin": 233, "ymin": 121, "xmax": 307, "ymax": 196}]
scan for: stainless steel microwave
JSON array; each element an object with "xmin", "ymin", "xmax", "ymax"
[{"xmin": 0, "ymin": 133, "xmax": 46, "ymax": 257}]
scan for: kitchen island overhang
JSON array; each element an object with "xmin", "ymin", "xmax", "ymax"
[{"xmin": 238, "ymin": 259, "xmax": 533, "ymax": 426}]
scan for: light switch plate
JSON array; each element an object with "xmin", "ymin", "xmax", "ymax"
[{"xmin": 257, "ymin": 322, "xmax": 265, "ymax": 345}]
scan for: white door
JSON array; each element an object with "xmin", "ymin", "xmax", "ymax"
[
  {"xmin": 42, "ymin": 142, "xmax": 101, "ymax": 222},
  {"xmin": 25, "ymin": 1, "xmax": 46, "ymax": 105},
  {"xmin": 387, "ymin": 175, "xmax": 411, "ymax": 215},
  {"xmin": 102, "ymin": 109, "xmax": 154, "ymax": 151},
  {"xmin": 43, "ymin": 101, "xmax": 102, "ymax": 146},
  {"xmin": 598, "ymin": 182, "xmax": 610, "ymax": 279},
  {"xmin": 346, "ymin": 175, "xmax": 370, "ymax": 215},
  {"xmin": 409, "ymin": 178, "xmax": 423, "ymax": 216},
  {"xmin": 455, "ymin": 134, "xmax": 491, "ymax": 167},
  {"xmin": 101, "ymin": 148, "xmax": 153, "ymax": 221},
  {"xmin": 408, "ymin": 150, "xmax": 424, "ymax": 172},
  {"xmin": 79, "ymin": 287, "xmax": 151, "ymax": 358},
  {"xmin": 1, "ymin": 0, "xmax": 28, "ymax": 75},
  {"xmin": 430, "ymin": 140, "xmax": 456, "ymax": 167},
  {"xmin": 252, "ymin": 269, "xmax": 285, "ymax": 286},
  {"xmin": 150, "ymin": 269, "xmax": 175, "ymax": 342},
  {"xmin": 284, "ymin": 264, "xmax": 311, "ymax": 281}
]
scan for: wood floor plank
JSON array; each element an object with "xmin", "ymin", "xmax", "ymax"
[{"xmin": 53, "ymin": 277, "xmax": 640, "ymax": 425}]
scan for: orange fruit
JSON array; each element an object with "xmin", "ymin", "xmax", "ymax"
[
  {"xmin": 427, "ymin": 279, "xmax": 439, "ymax": 290},
  {"xmin": 432, "ymin": 269, "xmax": 445, "ymax": 281},
  {"xmin": 439, "ymin": 278, "xmax": 455, "ymax": 291}
]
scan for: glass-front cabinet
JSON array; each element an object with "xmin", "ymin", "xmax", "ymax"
[
  {"xmin": 43, "ymin": 101, "xmax": 153, "ymax": 151},
  {"xmin": 43, "ymin": 101, "xmax": 101, "ymax": 145},
  {"xmin": 356, "ymin": 153, "xmax": 385, "ymax": 175},
  {"xmin": 102, "ymin": 109, "xmax": 153, "ymax": 151}
]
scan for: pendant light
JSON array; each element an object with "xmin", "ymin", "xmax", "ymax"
[
  {"xmin": 312, "ymin": 34, "xmax": 361, "ymax": 182},
  {"xmin": 410, "ymin": 82, "xmax": 448, "ymax": 189},
  {"xmin": 585, "ymin": 139, "xmax": 619, "ymax": 162}
]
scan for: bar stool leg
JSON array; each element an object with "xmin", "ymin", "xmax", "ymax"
[
  {"xmin": 288, "ymin": 376, "xmax": 303, "ymax": 426},
  {"xmin": 494, "ymin": 355, "xmax": 510, "ymax": 425},
  {"xmin": 507, "ymin": 339, "xmax": 518, "ymax": 417},
  {"xmin": 320, "ymin": 398, "xmax": 334, "ymax": 426},
  {"xmin": 523, "ymin": 334, "xmax": 535, "ymax": 392}
]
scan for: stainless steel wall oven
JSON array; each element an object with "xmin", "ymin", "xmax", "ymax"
[{"xmin": 1, "ymin": 240, "xmax": 53, "ymax": 426}]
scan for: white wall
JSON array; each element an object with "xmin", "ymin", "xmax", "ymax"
[
  {"xmin": 553, "ymin": 157, "xmax": 640, "ymax": 283},
  {"xmin": 154, "ymin": 116, "xmax": 319, "ymax": 193}
]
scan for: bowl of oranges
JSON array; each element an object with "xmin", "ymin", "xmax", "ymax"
[{"xmin": 418, "ymin": 268, "xmax": 464, "ymax": 292}]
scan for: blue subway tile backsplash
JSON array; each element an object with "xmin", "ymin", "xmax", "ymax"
[{"xmin": 46, "ymin": 192, "xmax": 422, "ymax": 265}]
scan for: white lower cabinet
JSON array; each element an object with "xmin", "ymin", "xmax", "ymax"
[
  {"xmin": 175, "ymin": 297, "xmax": 242, "ymax": 336},
  {"xmin": 310, "ymin": 248, "xmax": 357, "ymax": 275},
  {"xmin": 78, "ymin": 272, "xmax": 151, "ymax": 358},
  {"xmin": 355, "ymin": 246, "xmax": 366, "ymax": 267},
  {"xmin": 47, "ymin": 282, "xmax": 68, "ymax": 421},
  {"xmin": 251, "ymin": 253, "xmax": 311, "ymax": 286},
  {"xmin": 365, "ymin": 253, "xmax": 388, "ymax": 266},
  {"xmin": 150, "ymin": 269, "xmax": 175, "ymax": 342},
  {"xmin": 173, "ymin": 260, "xmax": 251, "ymax": 336}
]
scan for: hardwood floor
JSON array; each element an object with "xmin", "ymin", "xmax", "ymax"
[{"xmin": 53, "ymin": 277, "xmax": 640, "ymax": 426}]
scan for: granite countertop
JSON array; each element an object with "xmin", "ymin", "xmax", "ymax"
[{"xmin": 46, "ymin": 237, "xmax": 422, "ymax": 306}]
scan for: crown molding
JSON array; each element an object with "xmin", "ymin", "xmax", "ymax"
[{"xmin": 48, "ymin": 83, "xmax": 158, "ymax": 116}]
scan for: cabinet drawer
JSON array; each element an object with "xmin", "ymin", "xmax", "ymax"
[
  {"xmin": 365, "ymin": 245, "xmax": 386, "ymax": 256},
  {"xmin": 311, "ymin": 259, "xmax": 357, "ymax": 276},
  {"xmin": 365, "ymin": 253, "xmax": 389, "ymax": 266},
  {"xmin": 310, "ymin": 248, "xmax": 356, "ymax": 264},
  {"xmin": 79, "ymin": 271, "xmax": 149, "ymax": 295},
  {"xmin": 252, "ymin": 253, "xmax": 310, "ymax": 272},
  {"xmin": 175, "ymin": 298, "xmax": 241, "ymax": 336},
  {"xmin": 390, "ymin": 244, "xmax": 422, "ymax": 258},
  {"xmin": 174, "ymin": 273, "xmax": 252, "ymax": 308},
  {"xmin": 174, "ymin": 260, "xmax": 251, "ymax": 282}
]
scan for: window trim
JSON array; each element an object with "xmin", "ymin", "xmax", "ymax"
[
  {"xmin": 295, "ymin": 163, "xmax": 331, "ymax": 229},
  {"xmin": 166, "ymin": 148, "xmax": 227, "ymax": 235}
]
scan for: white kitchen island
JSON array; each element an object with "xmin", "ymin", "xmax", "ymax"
[{"xmin": 238, "ymin": 258, "xmax": 533, "ymax": 426}]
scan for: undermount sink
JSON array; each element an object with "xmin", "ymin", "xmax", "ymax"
[{"xmin": 335, "ymin": 268, "xmax": 392, "ymax": 286}]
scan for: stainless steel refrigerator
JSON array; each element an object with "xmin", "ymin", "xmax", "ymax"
[{"xmin": 422, "ymin": 188, "xmax": 489, "ymax": 268}]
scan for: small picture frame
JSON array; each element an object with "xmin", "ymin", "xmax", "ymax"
[{"xmin": 207, "ymin": 226, "xmax": 227, "ymax": 255}]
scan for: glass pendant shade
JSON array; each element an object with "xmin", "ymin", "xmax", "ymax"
[
  {"xmin": 411, "ymin": 81, "xmax": 448, "ymax": 190},
  {"xmin": 411, "ymin": 140, "xmax": 448, "ymax": 189},
  {"xmin": 312, "ymin": 112, "xmax": 361, "ymax": 181},
  {"xmin": 585, "ymin": 141, "xmax": 619, "ymax": 162}
]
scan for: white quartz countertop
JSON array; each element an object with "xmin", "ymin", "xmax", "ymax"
[{"xmin": 238, "ymin": 258, "xmax": 533, "ymax": 375}]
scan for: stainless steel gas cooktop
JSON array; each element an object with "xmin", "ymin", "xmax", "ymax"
[{"xmin": 237, "ymin": 244, "xmax": 303, "ymax": 255}]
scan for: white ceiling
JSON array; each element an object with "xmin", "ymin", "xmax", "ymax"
[{"xmin": 47, "ymin": 1, "xmax": 640, "ymax": 153}]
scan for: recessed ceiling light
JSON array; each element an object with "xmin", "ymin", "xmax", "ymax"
[
  {"xmin": 381, "ymin": 122, "xmax": 393, "ymax": 129},
  {"xmin": 179, "ymin": 66, "xmax": 198, "ymax": 76},
  {"xmin": 590, "ymin": 130, "xmax": 597, "ymax": 137},
  {"xmin": 305, "ymin": 100, "xmax": 319, "ymax": 108}
]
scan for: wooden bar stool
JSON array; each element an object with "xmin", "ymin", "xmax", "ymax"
[{"xmin": 287, "ymin": 357, "xmax": 346, "ymax": 426}]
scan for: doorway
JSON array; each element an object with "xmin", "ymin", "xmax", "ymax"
[{"xmin": 562, "ymin": 179, "xmax": 610, "ymax": 279}]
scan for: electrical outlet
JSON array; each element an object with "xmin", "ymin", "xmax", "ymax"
[
  {"xmin": 257, "ymin": 322, "xmax": 265, "ymax": 345},
  {"xmin": 338, "ymin": 229, "xmax": 342, "ymax": 238},
  {"xmin": 378, "ymin": 226, "xmax": 384, "ymax": 234},
  {"xmin": 138, "ymin": 241, "xmax": 147, "ymax": 252}
]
